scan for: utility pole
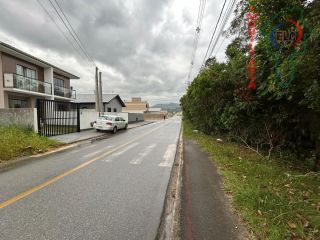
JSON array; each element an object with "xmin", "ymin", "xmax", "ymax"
[
  {"xmin": 95, "ymin": 67, "xmax": 99, "ymax": 112},
  {"xmin": 99, "ymin": 72, "xmax": 103, "ymax": 113}
]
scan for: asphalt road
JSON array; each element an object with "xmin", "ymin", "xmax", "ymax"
[{"xmin": 0, "ymin": 117, "xmax": 181, "ymax": 240}]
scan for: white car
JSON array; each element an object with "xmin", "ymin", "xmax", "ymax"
[{"xmin": 93, "ymin": 115, "xmax": 128, "ymax": 134}]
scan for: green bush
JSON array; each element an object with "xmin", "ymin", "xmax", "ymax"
[{"xmin": 181, "ymin": 0, "xmax": 320, "ymax": 171}]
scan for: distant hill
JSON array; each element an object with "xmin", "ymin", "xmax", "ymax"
[{"xmin": 152, "ymin": 103, "xmax": 181, "ymax": 113}]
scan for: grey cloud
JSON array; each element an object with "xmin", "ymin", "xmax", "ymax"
[{"xmin": 0, "ymin": 0, "xmax": 225, "ymax": 103}]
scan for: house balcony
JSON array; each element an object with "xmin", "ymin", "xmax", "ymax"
[
  {"xmin": 54, "ymin": 85, "xmax": 76, "ymax": 99},
  {"xmin": 3, "ymin": 73, "xmax": 52, "ymax": 96}
]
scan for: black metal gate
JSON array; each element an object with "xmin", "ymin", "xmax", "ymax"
[{"xmin": 37, "ymin": 99, "xmax": 80, "ymax": 136}]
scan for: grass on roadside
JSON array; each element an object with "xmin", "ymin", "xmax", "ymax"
[
  {"xmin": 183, "ymin": 121, "xmax": 320, "ymax": 240},
  {"xmin": 0, "ymin": 125, "xmax": 62, "ymax": 162}
]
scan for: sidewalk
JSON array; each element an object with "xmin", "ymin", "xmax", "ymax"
[
  {"xmin": 49, "ymin": 121, "xmax": 154, "ymax": 144},
  {"xmin": 180, "ymin": 139, "xmax": 246, "ymax": 240}
]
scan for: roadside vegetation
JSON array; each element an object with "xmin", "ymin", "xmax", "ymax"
[
  {"xmin": 0, "ymin": 125, "xmax": 61, "ymax": 162},
  {"xmin": 181, "ymin": 0, "xmax": 320, "ymax": 171},
  {"xmin": 180, "ymin": 1, "xmax": 320, "ymax": 238},
  {"xmin": 184, "ymin": 121, "xmax": 320, "ymax": 239}
]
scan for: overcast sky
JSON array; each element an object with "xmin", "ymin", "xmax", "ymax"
[{"xmin": 0, "ymin": 0, "xmax": 234, "ymax": 105}]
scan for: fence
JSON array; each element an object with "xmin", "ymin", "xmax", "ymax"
[{"xmin": 37, "ymin": 99, "xmax": 80, "ymax": 136}]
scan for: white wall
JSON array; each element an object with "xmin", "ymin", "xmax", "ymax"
[
  {"xmin": 0, "ymin": 108, "xmax": 38, "ymax": 132},
  {"xmin": 79, "ymin": 110, "xmax": 145, "ymax": 130},
  {"xmin": 113, "ymin": 112, "xmax": 144, "ymax": 123},
  {"xmin": 80, "ymin": 109, "xmax": 99, "ymax": 130},
  {"xmin": 0, "ymin": 52, "xmax": 4, "ymax": 108}
]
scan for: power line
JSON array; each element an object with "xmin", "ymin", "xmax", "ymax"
[
  {"xmin": 200, "ymin": 0, "xmax": 228, "ymax": 69},
  {"xmin": 212, "ymin": 36, "xmax": 226, "ymax": 56},
  {"xmin": 208, "ymin": 0, "xmax": 237, "ymax": 58},
  {"xmin": 187, "ymin": 0, "xmax": 207, "ymax": 84},
  {"xmin": 47, "ymin": 0, "xmax": 97, "ymax": 68},
  {"xmin": 36, "ymin": 0, "xmax": 91, "ymax": 67},
  {"xmin": 53, "ymin": 0, "xmax": 97, "ymax": 67}
]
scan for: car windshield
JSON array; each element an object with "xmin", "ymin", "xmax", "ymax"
[{"xmin": 99, "ymin": 116, "xmax": 113, "ymax": 121}]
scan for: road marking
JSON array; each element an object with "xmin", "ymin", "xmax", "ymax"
[
  {"xmin": 0, "ymin": 123, "xmax": 169, "ymax": 210},
  {"xmin": 129, "ymin": 144, "xmax": 157, "ymax": 165},
  {"xmin": 102, "ymin": 142, "xmax": 139, "ymax": 162},
  {"xmin": 158, "ymin": 144, "xmax": 176, "ymax": 167},
  {"xmin": 71, "ymin": 148, "xmax": 82, "ymax": 153},
  {"xmin": 87, "ymin": 144, "xmax": 98, "ymax": 149},
  {"xmin": 82, "ymin": 150, "xmax": 102, "ymax": 159}
]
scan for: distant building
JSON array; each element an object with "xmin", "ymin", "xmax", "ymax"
[
  {"xmin": 144, "ymin": 107, "xmax": 168, "ymax": 120},
  {"xmin": 122, "ymin": 97, "xmax": 149, "ymax": 113},
  {"xmin": 76, "ymin": 93, "xmax": 125, "ymax": 113},
  {"xmin": 148, "ymin": 107, "xmax": 162, "ymax": 112}
]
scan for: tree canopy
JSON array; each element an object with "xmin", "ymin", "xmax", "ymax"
[{"xmin": 181, "ymin": 0, "xmax": 320, "ymax": 170}]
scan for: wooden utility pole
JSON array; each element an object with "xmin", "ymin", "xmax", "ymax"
[
  {"xmin": 95, "ymin": 67, "xmax": 99, "ymax": 112},
  {"xmin": 99, "ymin": 72, "xmax": 103, "ymax": 113}
]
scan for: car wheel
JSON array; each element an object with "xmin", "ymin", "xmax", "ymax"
[
  {"xmin": 96, "ymin": 129, "xmax": 101, "ymax": 132},
  {"xmin": 125, "ymin": 124, "xmax": 128, "ymax": 130},
  {"xmin": 112, "ymin": 127, "xmax": 117, "ymax": 134}
]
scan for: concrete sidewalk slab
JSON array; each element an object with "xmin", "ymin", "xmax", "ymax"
[{"xmin": 49, "ymin": 121, "xmax": 154, "ymax": 144}]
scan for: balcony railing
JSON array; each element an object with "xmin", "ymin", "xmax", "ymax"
[
  {"xmin": 54, "ymin": 85, "xmax": 76, "ymax": 99},
  {"xmin": 3, "ymin": 73, "xmax": 52, "ymax": 95}
]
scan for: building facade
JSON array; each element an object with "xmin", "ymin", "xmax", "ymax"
[
  {"xmin": 0, "ymin": 42, "xmax": 79, "ymax": 108},
  {"xmin": 76, "ymin": 94, "xmax": 126, "ymax": 113},
  {"xmin": 144, "ymin": 107, "xmax": 168, "ymax": 120},
  {"xmin": 122, "ymin": 97, "xmax": 149, "ymax": 113}
]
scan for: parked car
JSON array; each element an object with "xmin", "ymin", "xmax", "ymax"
[{"xmin": 93, "ymin": 115, "xmax": 128, "ymax": 134}]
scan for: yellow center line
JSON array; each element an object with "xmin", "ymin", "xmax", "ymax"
[{"xmin": 0, "ymin": 122, "xmax": 169, "ymax": 210}]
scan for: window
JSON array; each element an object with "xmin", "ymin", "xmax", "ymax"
[
  {"xmin": 16, "ymin": 65, "xmax": 37, "ymax": 91},
  {"xmin": 99, "ymin": 116, "xmax": 113, "ymax": 120},
  {"xmin": 16, "ymin": 65, "xmax": 36, "ymax": 78},
  {"xmin": 9, "ymin": 99, "xmax": 27, "ymax": 108},
  {"xmin": 107, "ymin": 107, "xmax": 111, "ymax": 112},
  {"xmin": 16, "ymin": 65, "xmax": 24, "ymax": 76},
  {"xmin": 54, "ymin": 77, "xmax": 65, "ymax": 97},
  {"xmin": 26, "ymin": 68, "xmax": 36, "ymax": 79},
  {"xmin": 113, "ymin": 108, "xmax": 117, "ymax": 112}
]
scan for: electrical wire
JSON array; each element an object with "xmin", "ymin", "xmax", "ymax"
[
  {"xmin": 53, "ymin": 0, "xmax": 97, "ymax": 67},
  {"xmin": 212, "ymin": 36, "xmax": 226, "ymax": 56},
  {"xmin": 208, "ymin": 0, "xmax": 237, "ymax": 58},
  {"xmin": 47, "ymin": 0, "xmax": 97, "ymax": 68},
  {"xmin": 200, "ymin": 0, "xmax": 228, "ymax": 68},
  {"xmin": 187, "ymin": 0, "xmax": 207, "ymax": 84},
  {"xmin": 36, "ymin": 0, "xmax": 92, "ymax": 67},
  {"xmin": 37, "ymin": 0, "xmax": 97, "ymax": 84}
]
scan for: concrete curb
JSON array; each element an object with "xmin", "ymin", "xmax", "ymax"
[{"xmin": 0, "ymin": 121, "xmax": 156, "ymax": 172}]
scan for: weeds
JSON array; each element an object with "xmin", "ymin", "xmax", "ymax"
[
  {"xmin": 0, "ymin": 125, "xmax": 61, "ymax": 161},
  {"xmin": 184, "ymin": 121, "xmax": 320, "ymax": 240}
]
